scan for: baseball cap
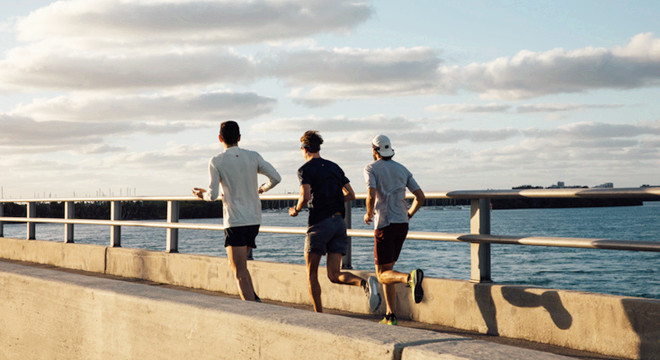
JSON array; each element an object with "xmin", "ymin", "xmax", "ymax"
[{"xmin": 372, "ymin": 134, "xmax": 394, "ymax": 157}]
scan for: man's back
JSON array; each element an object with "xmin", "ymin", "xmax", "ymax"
[
  {"xmin": 298, "ymin": 157, "xmax": 348, "ymax": 225},
  {"xmin": 208, "ymin": 146, "xmax": 280, "ymax": 227},
  {"xmin": 364, "ymin": 159, "xmax": 420, "ymax": 229}
]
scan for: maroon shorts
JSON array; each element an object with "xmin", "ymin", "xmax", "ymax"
[{"xmin": 374, "ymin": 223, "xmax": 409, "ymax": 265}]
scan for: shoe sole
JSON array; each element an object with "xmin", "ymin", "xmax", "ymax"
[
  {"xmin": 367, "ymin": 276, "xmax": 381, "ymax": 312},
  {"xmin": 412, "ymin": 269, "xmax": 424, "ymax": 304}
]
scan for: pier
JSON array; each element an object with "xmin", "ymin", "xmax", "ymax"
[{"xmin": 1, "ymin": 188, "xmax": 659, "ymax": 359}]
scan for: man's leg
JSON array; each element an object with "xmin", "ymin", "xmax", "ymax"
[
  {"xmin": 305, "ymin": 251, "xmax": 323, "ymax": 312},
  {"xmin": 226, "ymin": 245, "xmax": 256, "ymax": 301},
  {"xmin": 326, "ymin": 252, "xmax": 364, "ymax": 286},
  {"xmin": 375, "ymin": 262, "xmax": 408, "ymax": 315}
]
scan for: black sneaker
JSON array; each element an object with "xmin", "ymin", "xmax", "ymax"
[{"xmin": 408, "ymin": 269, "xmax": 424, "ymax": 304}]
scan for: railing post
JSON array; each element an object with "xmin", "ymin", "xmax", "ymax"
[
  {"xmin": 64, "ymin": 201, "xmax": 75, "ymax": 243},
  {"xmin": 470, "ymin": 198, "xmax": 491, "ymax": 283},
  {"xmin": 342, "ymin": 200, "xmax": 353, "ymax": 269},
  {"xmin": 110, "ymin": 201, "xmax": 121, "ymax": 247},
  {"xmin": 0, "ymin": 203, "xmax": 3, "ymax": 237},
  {"xmin": 166, "ymin": 200, "xmax": 179, "ymax": 253},
  {"xmin": 27, "ymin": 202, "xmax": 36, "ymax": 240}
]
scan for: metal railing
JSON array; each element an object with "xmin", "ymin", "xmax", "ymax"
[{"xmin": 1, "ymin": 187, "xmax": 659, "ymax": 283}]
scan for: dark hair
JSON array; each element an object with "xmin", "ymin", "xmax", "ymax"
[
  {"xmin": 372, "ymin": 145, "xmax": 394, "ymax": 160},
  {"xmin": 300, "ymin": 130, "xmax": 323, "ymax": 153},
  {"xmin": 220, "ymin": 120, "xmax": 240, "ymax": 145}
]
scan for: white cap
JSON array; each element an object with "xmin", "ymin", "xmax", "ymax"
[{"xmin": 372, "ymin": 134, "xmax": 394, "ymax": 157}]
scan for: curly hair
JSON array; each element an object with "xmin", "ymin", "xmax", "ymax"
[{"xmin": 300, "ymin": 130, "xmax": 323, "ymax": 153}]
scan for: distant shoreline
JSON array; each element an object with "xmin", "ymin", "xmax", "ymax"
[
  {"xmin": 0, "ymin": 198, "xmax": 646, "ymax": 220},
  {"xmin": 490, "ymin": 198, "xmax": 643, "ymax": 209}
]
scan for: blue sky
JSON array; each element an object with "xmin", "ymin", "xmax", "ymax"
[{"xmin": 1, "ymin": 0, "xmax": 659, "ymax": 198}]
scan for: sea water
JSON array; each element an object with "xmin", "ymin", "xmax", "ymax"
[{"xmin": 3, "ymin": 203, "xmax": 658, "ymax": 299}]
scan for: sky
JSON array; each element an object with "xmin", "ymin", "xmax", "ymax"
[{"xmin": 1, "ymin": 0, "xmax": 659, "ymax": 199}]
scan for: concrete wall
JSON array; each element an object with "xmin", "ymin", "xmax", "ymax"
[
  {"xmin": 0, "ymin": 237, "xmax": 658, "ymax": 359},
  {"xmin": 0, "ymin": 260, "xmax": 571, "ymax": 360}
]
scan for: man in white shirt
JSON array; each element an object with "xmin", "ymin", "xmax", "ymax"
[
  {"xmin": 364, "ymin": 134, "xmax": 425, "ymax": 325},
  {"xmin": 193, "ymin": 121, "xmax": 281, "ymax": 302}
]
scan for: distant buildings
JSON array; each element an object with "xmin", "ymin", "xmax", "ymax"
[
  {"xmin": 547, "ymin": 181, "xmax": 588, "ymax": 189},
  {"xmin": 513, "ymin": 181, "xmax": 615, "ymax": 190}
]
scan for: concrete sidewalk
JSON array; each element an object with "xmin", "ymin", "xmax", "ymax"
[{"xmin": 0, "ymin": 259, "xmax": 578, "ymax": 360}]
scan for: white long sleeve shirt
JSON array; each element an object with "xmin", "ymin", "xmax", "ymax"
[{"xmin": 203, "ymin": 146, "xmax": 281, "ymax": 228}]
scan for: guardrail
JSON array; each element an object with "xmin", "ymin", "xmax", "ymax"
[{"xmin": 1, "ymin": 187, "xmax": 659, "ymax": 283}]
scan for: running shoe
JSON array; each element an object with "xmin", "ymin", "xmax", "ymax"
[
  {"xmin": 364, "ymin": 276, "xmax": 382, "ymax": 312},
  {"xmin": 408, "ymin": 269, "xmax": 424, "ymax": 304},
  {"xmin": 379, "ymin": 313, "xmax": 398, "ymax": 326},
  {"xmin": 254, "ymin": 292, "xmax": 261, "ymax": 303}
]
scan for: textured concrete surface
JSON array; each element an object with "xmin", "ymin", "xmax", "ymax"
[{"xmin": 0, "ymin": 260, "xmax": 573, "ymax": 360}]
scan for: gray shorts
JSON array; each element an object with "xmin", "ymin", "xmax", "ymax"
[{"xmin": 305, "ymin": 215, "xmax": 348, "ymax": 255}]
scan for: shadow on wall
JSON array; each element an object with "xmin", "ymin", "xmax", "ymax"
[
  {"xmin": 622, "ymin": 298, "xmax": 660, "ymax": 359},
  {"xmin": 473, "ymin": 284, "xmax": 573, "ymax": 337}
]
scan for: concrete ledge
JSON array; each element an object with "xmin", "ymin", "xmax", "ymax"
[
  {"xmin": 0, "ymin": 237, "xmax": 105, "ymax": 273},
  {"xmin": 0, "ymin": 261, "xmax": 570, "ymax": 360},
  {"xmin": 105, "ymin": 247, "xmax": 378, "ymax": 314}
]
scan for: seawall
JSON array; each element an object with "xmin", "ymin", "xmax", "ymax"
[
  {"xmin": 0, "ymin": 237, "xmax": 658, "ymax": 359},
  {"xmin": 0, "ymin": 260, "xmax": 574, "ymax": 360}
]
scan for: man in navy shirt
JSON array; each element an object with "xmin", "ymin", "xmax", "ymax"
[{"xmin": 290, "ymin": 130, "xmax": 380, "ymax": 313}]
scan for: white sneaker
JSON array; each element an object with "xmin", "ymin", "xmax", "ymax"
[{"xmin": 365, "ymin": 276, "xmax": 381, "ymax": 312}]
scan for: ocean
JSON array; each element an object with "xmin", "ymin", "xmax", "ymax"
[{"xmin": 3, "ymin": 202, "xmax": 659, "ymax": 299}]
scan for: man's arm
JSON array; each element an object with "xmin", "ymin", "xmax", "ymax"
[
  {"xmin": 289, "ymin": 184, "xmax": 311, "ymax": 217},
  {"xmin": 364, "ymin": 187, "xmax": 376, "ymax": 225},
  {"xmin": 407, "ymin": 189, "xmax": 425, "ymax": 219},
  {"xmin": 257, "ymin": 155, "xmax": 281, "ymax": 193},
  {"xmin": 193, "ymin": 159, "xmax": 221, "ymax": 201},
  {"xmin": 342, "ymin": 182, "xmax": 356, "ymax": 202}
]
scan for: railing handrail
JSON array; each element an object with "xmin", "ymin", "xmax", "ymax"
[
  {"xmin": 1, "ymin": 216, "xmax": 659, "ymax": 253},
  {"xmin": 1, "ymin": 186, "xmax": 659, "ymax": 203}
]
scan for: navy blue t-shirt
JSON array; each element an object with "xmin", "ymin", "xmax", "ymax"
[{"xmin": 297, "ymin": 157, "xmax": 350, "ymax": 225}]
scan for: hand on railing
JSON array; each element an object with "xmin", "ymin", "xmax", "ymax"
[{"xmin": 192, "ymin": 188, "xmax": 206, "ymax": 200}]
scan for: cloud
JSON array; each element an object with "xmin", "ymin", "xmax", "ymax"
[
  {"xmin": 0, "ymin": 45, "xmax": 256, "ymax": 91},
  {"xmin": 12, "ymin": 91, "xmax": 276, "ymax": 122},
  {"xmin": 0, "ymin": 113, "xmax": 187, "ymax": 151},
  {"xmin": 397, "ymin": 128, "xmax": 521, "ymax": 144},
  {"xmin": 446, "ymin": 33, "xmax": 660, "ymax": 100},
  {"xmin": 266, "ymin": 33, "xmax": 660, "ymax": 106},
  {"xmin": 523, "ymin": 121, "xmax": 660, "ymax": 139},
  {"xmin": 426, "ymin": 103, "xmax": 511, "ymax": 113},
  {"xmin": 261, "ymin": 47, "xmax": 442, "ymax": 106},
  {"xmin": 515, "ymin": 103, "xmax": 625, "ymax": 113},
  {"xmin": 16, "ymin": 0, "xmax": 372, "ymax": 48},
  {"xmin": 257, "ymin": 114, "xmax": 420, "ymax": 133},
  {"xmin": 426, "ymin": 102, "xmax": 626, "ymax": 114}
]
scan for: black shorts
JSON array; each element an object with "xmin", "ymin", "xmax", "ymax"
[
  {"xmin": 224, "ymin": 225, "xmax": 260, "ymax": 248},
  {"xmin": 374, "ymin": 223, "xmax": 409, "ymax": 265}
]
